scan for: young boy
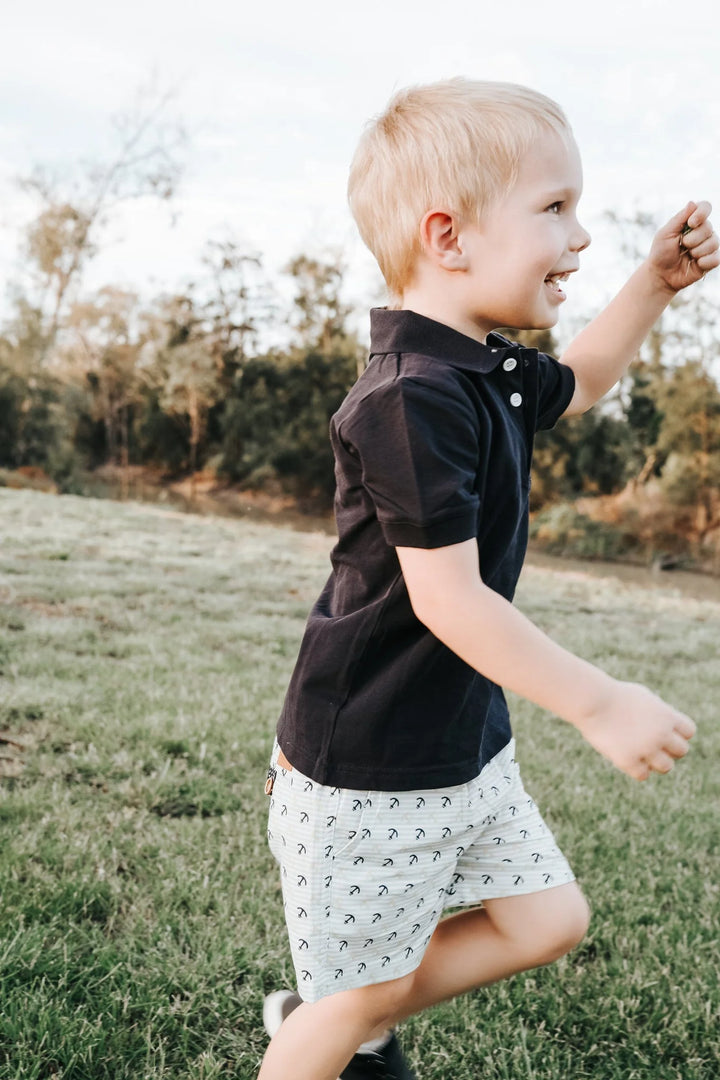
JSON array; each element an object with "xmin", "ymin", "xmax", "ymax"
[{"xmin": 258, "ymin": 79, "xmax": 718, "ymax": 1080}]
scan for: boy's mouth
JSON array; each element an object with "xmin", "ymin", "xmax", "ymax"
[{"xmin": 544, "ymin": 271, "xmax": 571, "ymax": 300}]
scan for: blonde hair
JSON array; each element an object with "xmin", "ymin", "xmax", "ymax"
[{"xmin": 348, "ymin": 78, "xmax": 571, "ymax": 303}]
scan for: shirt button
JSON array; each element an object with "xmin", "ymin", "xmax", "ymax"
[
  {"xmin": 510, "ymin": 392, "xmax": 523, "ymax": 407},
  {"xmin": 503, "ymin": 356, "xmax": 518, "ymax": 372}
]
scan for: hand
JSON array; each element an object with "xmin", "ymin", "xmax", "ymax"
[
  {"xmin": 573, "ymin": 679, "xmax": 696, "ymax": 781},
  {"xmin": 647, "ymin": 200, "xmax": 719, "ymax": 294}
]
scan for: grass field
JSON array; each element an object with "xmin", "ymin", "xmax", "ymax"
[{"xmin": 0, "ymin": 487, "xmax": 718, "ymax": 1080}]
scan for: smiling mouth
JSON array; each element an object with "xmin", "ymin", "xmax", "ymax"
[{"xmin": 544, "ymin": 272, "xmax": 571, "ymax": 299}]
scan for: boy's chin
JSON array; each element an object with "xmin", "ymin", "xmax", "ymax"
[{"xmin": 513, "ymin": 314, "xmax": 559, "ymax": 332}]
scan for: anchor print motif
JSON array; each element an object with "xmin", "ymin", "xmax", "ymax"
[{"xmin": 268, "ymin": 738, "xmax": 574, "ymax": 999}]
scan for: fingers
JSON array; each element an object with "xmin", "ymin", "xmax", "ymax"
[
  {"xmin": 629, "ymin": 748, "xmax": 681, "ymax": 782},
  {"xmin": 651, "ymin": 749, "xmax": 680, "ymax": 774},
  {"xmin": 666, "ymin": 201, "xmax": 697, "ymax": 236},
  {"xmin": 631, "ymin": 721, "xmax": 695, "ymax": 781},
  {"xmin": 624, "ymin": 709, "xmax": 696, "ymax": 782},
  {"xmin": 679, "ymin": 201, "xmax": 719, "ymax": 269},
  {"xmin": 664, "ymin": 730, "xmax": 691, "ymax": 759},
  {"xmin": 686, "ymin": 200, "xmax": 712, "ymax": 228},
  {"xmin": 694, "ymin": 242, "xmax": 720, "ymax": 272},
  {"xmin": 673, "ymin": 712, "xmax": 697, "ymax": 741},
  {"xmin": 675, "ymin": 199, "xmax": 712, "ymax": 235}
]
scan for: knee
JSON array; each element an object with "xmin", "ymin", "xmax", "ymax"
[
  {"xmin": 498, "ymin": 884, "xmax": 590, "ymax": 966},
  {"xmin": 351, "ymin": 971, "xmax": 415, "ymax": 1028},
  {"xmin": 540, "ymin": 886, "xmax": 591, "ymax": 961}
]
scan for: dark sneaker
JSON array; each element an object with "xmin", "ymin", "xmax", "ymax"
[{"xmin": 341, "ymin": 1034, "xmax": 418, "ymax": 1080}]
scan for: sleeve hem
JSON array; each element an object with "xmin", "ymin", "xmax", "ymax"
[
  {"xmin": 537, "ymin": 362, "xmax": 576, "ymax": 430},
  {"xmin": 381, "ymin": 507, "xmax": 479, "ymax": 549}
]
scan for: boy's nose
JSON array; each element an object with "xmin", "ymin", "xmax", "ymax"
[{"xmin": 572, "ymin": 221, "xmax": 591, "ymax": 252}]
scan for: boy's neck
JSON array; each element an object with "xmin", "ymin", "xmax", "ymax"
[{"xmin": 398, "ymin": 291, "xmax": 494, "ymax": 346}]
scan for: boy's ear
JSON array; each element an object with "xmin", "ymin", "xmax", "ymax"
[{"xmin": 420, "ymin": 210, "xmax": 469, "ymax": 271}]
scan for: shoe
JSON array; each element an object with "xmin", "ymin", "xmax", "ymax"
[
  {"xmin": 262, "ymin": 989, "xmax": 303, "ymax": 1038},
  {"xmin": 263, "ymin": 990, "xmax": 417, "ymax": 1079},
  {"xmin": 340, "ymin": 1033, "xmax": 418, "ymax": 1080}
]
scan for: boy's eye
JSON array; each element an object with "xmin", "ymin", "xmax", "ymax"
[{"xmin": 546, "ymin": 201, "xmax": 563, "ymax": 214}]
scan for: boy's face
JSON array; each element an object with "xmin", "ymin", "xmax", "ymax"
[{"xmin": 456, "ymin": 130, "xmax": 591, "ymax": 338}]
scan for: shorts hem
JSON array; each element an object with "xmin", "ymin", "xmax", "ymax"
[{"xmin": 296, "ymin": 954, "xmax": 423, "ymax": 1004}]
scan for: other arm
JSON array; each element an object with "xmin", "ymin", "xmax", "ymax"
[
  {"xmin": 396, "ymin": 539, "xmax": 695, "ymax": 780},
  {"xmin": 562, "ymin": 200, "xmax": 719, "ymax": 415}
]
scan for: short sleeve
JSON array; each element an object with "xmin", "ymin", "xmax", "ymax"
[
  {"xmin": 339, "ymin": 375, "xmax": 481, "ymax": 549},
  {"xmin": 536, "ymin": 352, "xmax": 575, "ymax": 430}
]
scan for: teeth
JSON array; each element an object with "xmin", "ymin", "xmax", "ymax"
[{"xmin": 546, "ymin": 273, "xmax": 569, "ymax": 284}]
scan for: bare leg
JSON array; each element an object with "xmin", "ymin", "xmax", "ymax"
[
  {"xmin": 367, "ymin": 881, "xmax": 590, "ymax": 1038},
  {"xmin": 258, "ymin": 883, "xmax": 589, "ymax": 1078},
  {"xmin": 257, "ymin": 973, "xmax": 414, "ymax": 1080}
]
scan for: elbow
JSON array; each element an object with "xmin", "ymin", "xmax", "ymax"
[
  {"xmin": 405, "ymin": 581, "xmax": 449, "ymax": 635},
  {"xmin": 406, "ymin": 579, "xmax": 484, "ymax": 640},
  {"xmin": 560, "ymin": 361, "xmax": 601, "ymax": 415},
  {"xmin": 562, "ymin": 377, "xmax": 596, "ymax": 416},
  {"xmin": 406, "ymin": 588, "xmax": 438, "ymax": 631}
]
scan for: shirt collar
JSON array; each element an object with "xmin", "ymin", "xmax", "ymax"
[{"xmin": 369, "ymin": 308, "xmax": 519, "ymax": 373}]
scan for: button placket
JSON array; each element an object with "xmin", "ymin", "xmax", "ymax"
[{"xmin": 499, "ymin": 351, "xmax": 522, "ymax": 408}]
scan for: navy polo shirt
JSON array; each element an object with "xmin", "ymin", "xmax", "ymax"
[{"xmin": 277, "ymin": 308, "xmax": 575, "ymax": 791}]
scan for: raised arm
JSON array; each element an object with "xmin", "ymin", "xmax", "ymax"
[
  {"xmin": 562, "ymin": 200, "xmax": 719, "ymax": 415},
  {"xmin": 396, "ymin": 539, "xmax": 695, "ymax": 780}
]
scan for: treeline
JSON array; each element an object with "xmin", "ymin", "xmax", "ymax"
[
  {"xmin": 0, "ymin": 248, "xmax": 363, "ymax": 509},
  {"xmin": 1, "ymin": 95, "xmax": 720, "ymax": 565}
]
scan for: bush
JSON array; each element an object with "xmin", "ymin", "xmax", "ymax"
[
  {"xmin": 530, "ymin": 503, "xmax": 639, "ymax": 561},
  {"xmin": 220, "ymin": 348, "xmax": 358, "ymax": 507}
]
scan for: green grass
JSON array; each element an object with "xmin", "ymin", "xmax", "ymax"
[{"xmin": 0, "ymin": 488, "xmax": 719, "ymax": 1079}]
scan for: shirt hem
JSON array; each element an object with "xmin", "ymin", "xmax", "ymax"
[{"xmin": 277, "ymin": 736, "xmax": 512, "ymax": 792}]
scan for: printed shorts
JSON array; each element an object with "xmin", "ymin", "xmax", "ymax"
[{"xmin": 266, "ymin": 738, "xmax": 574, "ymax": 1002}]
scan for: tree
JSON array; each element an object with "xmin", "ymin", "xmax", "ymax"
[
  {"xmin": 284, "ymin": 253, "xmax": 359, "ymax": 362},
  {"xmin": 218, "ymin": 253, "xmax": 364, "ymax": 505},
  {"xmin": 141, "ymin": 294, "xmax": 222, "ymax": 489},
  {"xmin": 198, "ymin": 237, "xmax": 275, "ymax": 379},
  {"xmin": 653, "ymin": 360, "xmax": 720, "ymax": 543},
  {"xmin": 17, "ymin": 80, "xmax": 186, "ymax": 366},
  {"xmin": 62, "ymin": 287, "xmax": 148, "ymax": 487}
]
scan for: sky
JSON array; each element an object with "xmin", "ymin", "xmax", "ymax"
[{"xmin": 2, "ymin": 0, "xmax": 720, "ymax": 349}]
